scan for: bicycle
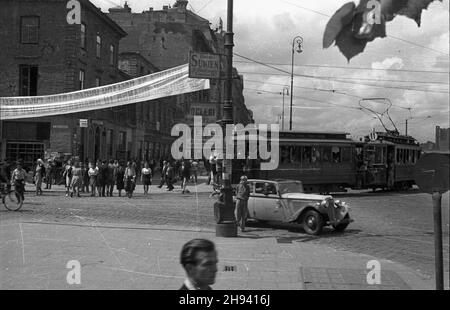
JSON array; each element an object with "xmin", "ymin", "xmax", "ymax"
[{"xmin": 1, "ymin": 182, "xmax": 24, "ymax": 211}]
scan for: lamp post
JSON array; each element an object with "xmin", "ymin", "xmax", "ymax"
[
  {"xmin": 290, "ymin": 36, "xmax": 303, "ymax": 131},
  {"xmin": 281, "ymin": 86, "xmax": 289, "ymax": 131},
  {"xmin": 215, "ymin": 0, "xmax": 237, "ymax": 237}
]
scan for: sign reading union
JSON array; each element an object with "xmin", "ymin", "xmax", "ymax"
[{"xmin": 189, "ymin": 52, "xmax": 221, "ymax": 79}]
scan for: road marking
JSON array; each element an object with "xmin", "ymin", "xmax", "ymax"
[{"xmin": 18, "ymin": 223, "xmax": 25, "ymax": 265}]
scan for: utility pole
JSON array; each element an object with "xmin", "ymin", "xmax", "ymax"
[
  {"xmin": 290, "ymin": 36, "xmax": 303, "ymax": 131},
  {"xmin": 405, "ymin": 119, "xmax": 408, "ymax": 136},
  {"xmin": 216, "ymin": 0, "xmax": 237, "ymax": 237}
]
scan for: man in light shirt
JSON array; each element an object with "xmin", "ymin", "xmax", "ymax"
[{"xmin": 179, "ymin": 239, "xmax": 218, "ymax": 290}]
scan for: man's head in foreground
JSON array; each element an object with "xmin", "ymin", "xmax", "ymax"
[{"xmin": 180, "ymin": 239, "xmax": 218, "ymax": 290}]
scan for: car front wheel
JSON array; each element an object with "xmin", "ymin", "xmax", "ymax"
[{"xmin": 302, "ymin": 210, "xmax": 324, "ymax": 235}]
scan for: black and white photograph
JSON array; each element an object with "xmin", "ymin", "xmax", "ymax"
[{"xmin": 0, "ymin": 0, "xmax": 449, "ymax": 295}]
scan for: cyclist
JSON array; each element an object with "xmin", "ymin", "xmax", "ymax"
[{"xmin": 11, "ymin": 160, "xmax": 27, "ymax": 202}]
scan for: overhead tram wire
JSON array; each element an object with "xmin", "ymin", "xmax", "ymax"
[
  {"xmin": 244, "ymin": 87, "xmax": 363, "ymax": 111},
  {"xmin": 234, "ymin": 61, "xmax": 450, "ymax": 94},
  {"xmin": 234, "ymin": 60, "xmax": 450, "ymax": 75}
]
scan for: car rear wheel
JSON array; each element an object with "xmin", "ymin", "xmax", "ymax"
[
  {"xmin": 302, "ymin": 210, "xmax": 324, "ymax": 235},
  {"xmin": 333, "ymin": 214, "xmax": 350, "ymax": 232}
]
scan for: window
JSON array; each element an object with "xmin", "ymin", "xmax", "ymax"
[
  {"xmin": 342, "ymin": 147, "xmax": 352, "ymax": 162},
  {"xmin": 19, "ymin": 65, "xmax": 38, "ymax": 96},
  {"xmin": 118, "ymin": 131, "xmax": 127, "ymax": 151},
  {"xmin": 79, "ymin": 70, "xmax": 85, "ymax": 90},
  {"xmin": 96, "ymin": 34, "xmax": 101, "ymax": 58},
  {"xmin": 95, "ymin": 77, "xmax": 101, "ymax": 87},
  {"xmin": 322, "ymin": 146, "xmax": 332, "ymax": 162},
  {"xmin": 302, "ymin": 146, "xmax": 312, "ymax": 165},
  {"xmin": 80, "ymin": 23, "xmax": 87, "ymax": 49},
  {"xmin": 374, "ymin": 146, "xmax": 383, "ymax": 164},
  {"xmin": 310, "ymin": 146, "xmax": 320, "ymax": 164},
  {"xmin": 332, "ymin": 146, "xmax": 342, "ymax": 163},
  {"xmin": 109, "ymin": 44, "xmax": 115, "ymax": 66},
  {"xmin": 21, "ymin": 16, "xmax": 39, "ymax": 44}
]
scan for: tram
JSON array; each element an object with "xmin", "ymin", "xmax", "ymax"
[{"xmin": 236, "ymin": 130, "xmax": 421, "ymax": 193}]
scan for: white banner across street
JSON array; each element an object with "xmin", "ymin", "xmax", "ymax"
[{"xmin": 0, "ymin": 64, "xmax": 210, "ymax": 120}]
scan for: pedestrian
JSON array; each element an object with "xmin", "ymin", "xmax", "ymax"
[
  {"xmin": 115, "ymin": 161, "xmax": 125, "ymax": 197},
  {"xmin": 34, "ymin": 158, "xmax": 45, "ymax": 196},
  {"xmin": 11, "ymin": 160, "xmax": 27, "ymax": 202},
  {"xmin": 82, "ymin": 161, "xmax": 90, "ymax": 193},
  {"xmin": 179, "ymin": 239, "xmax": 218, "ymax": 290},
  {"xmin": 166, "ymin": 162, "xmax": 175, "ymax": 191},
  {"xmin": 45, "ymin": 159, "xmax": 54, "ymax": 189},
  {"xmin": 158, "ymin": 160, "xmax": 168, "ymax": 188},
  {"xmin": 180, "ymin": 160, "xmax": 191, "ymax": 194},
  {"xmin": 62, "ymin": 160, "xmax": 73, "ymax": 197},
  {"xmin": 190, "ymin": 160, "xmax": 198, "ymax": 184},
  {"xmin": 97, "ymin": 160, "xmax": 108, "ymax": 197},
  {"xmin": 203, "ymin": 158, "xmax": 211, "ymax": 185},
  {"xmin": 235, "ymin": 175, "xmax": 251, "ymax": 232},
  {"xmin": 215, "ymin": 157, "xmax": 223, "ymax": 185},
  {"xmin": 141, "ymin": 162, "xmax": 152, "ymax": 195},
  {"xmin": 106, "ymin": 159, "xmax": 115, "ymax": 197},
  {"xmin": 124, "ymin": 161, "xmax": 136, "ymax": 198},
  {"xmin": 70, "ymin": 161, "xmax": 83, "ymax": 198},
  {"xmin": 209, "ymin": 154, "xmax": 217, "ymax": 186},
  {"xmin": 88, "ymin": 162, "xmax": 98, "ymax": 197}
]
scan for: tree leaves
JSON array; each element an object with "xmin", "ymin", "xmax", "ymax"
[{"xmin": 323, "ymin": 0, "xmax": 443, "ymax": 61}]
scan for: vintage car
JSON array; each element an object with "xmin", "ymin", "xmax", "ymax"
[{"xmin": 245, "ymin": 179, "xmax": 353, "ymax": 235}]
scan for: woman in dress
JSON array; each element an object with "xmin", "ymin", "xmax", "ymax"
[
  {"xmin": 63, "ymin": 159, "xmax": 73, "ymax": 197},
  {"xmin": 88, "ymin": 162, "xmax": 98, "ymax": 197},
  {"xmin": 141, "ymin": 162, "xmax": 152, "ymax": 196},
  {"xmin": 115, "ymin": 161, "xmax": 125, "ymax": 197},
  {"xmin": 124, "ymin": 161, "xmax": 136, "ymax": 198},
  {"xmin": 70, "ymin": 161, "xmax": 83, "ymax": 197},
  {"xmin": 34, "ymin": 158, "xmax": 45, "ymax": 196}
]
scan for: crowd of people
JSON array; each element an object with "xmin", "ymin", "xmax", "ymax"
[{"xmin": 0, "ymin": 156, "xmax": 221, "ymax": 199}]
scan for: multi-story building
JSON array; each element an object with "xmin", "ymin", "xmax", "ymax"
[
  {"xmin": 0, "ymin": 0, "xmax": 176, "ymax": 166},
  {"xmin": 435, "ymin": 126, "xmax": 450, "ymax": 152},
  {"xmin": 108, "ymin": 0, "xmax": 254, "ymax": 128},
  {"xmin": 118, "ymin": 51, "xmax": 175, "ymax": 162}
]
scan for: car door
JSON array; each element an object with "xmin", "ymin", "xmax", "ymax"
[{"xmin": 252, "ymin": 182, "xmax": 284, "ymax": 221}]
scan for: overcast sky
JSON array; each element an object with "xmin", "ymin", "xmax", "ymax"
[{"xmin": 93, "ymin": 0, "xmax": 449, "ymax": 142}]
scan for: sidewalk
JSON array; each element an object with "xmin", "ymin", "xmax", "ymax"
[{"xmin": 0, "ymin": 220, "xmax": 435, "ymax": 290}]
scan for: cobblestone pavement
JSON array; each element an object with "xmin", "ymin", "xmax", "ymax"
[{"xmin": 1, "ymin": 183, "xmax": 448, "ymax": 281}]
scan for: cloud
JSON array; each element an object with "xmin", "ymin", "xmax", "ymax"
[{"xmin": 372, "ymin": 57, "xmax": 404, "ymax": 70}]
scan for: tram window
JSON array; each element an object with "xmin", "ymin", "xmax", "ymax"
[
  {"xmin": 322, "ymin": 146, "xmax": 331, "ymax": 162},
  {"xmin": 375, "ymin": 147, "xmax": 383, "ymax": 164},
  {"xmin": 396, "ymin": 149, "xmax": 400, "ymax": 164},
  {"xmin": 302, "ymin": 146, "xmax": 312, "ymax": 164},
  {"xmin": 412, "ymin": 150, "xmax": 417, "ymax": 164},
  {"xmin": 291, "ymin": 146, "xmax": 301, "ymax": 163},
  {"xmin": 342, "ymin": 147, "xmax": 351, "ymax": 162},
  {"xmin": 332, "ymin": 146, "xmax": 341, "ymax": 163},
  {"xmin": 404, "ymin": 149, "xmax": 408, "ymax": 164},
  {"xmin": 312, "ymin": 146, "xmax": 321, "ymax": 163},
  {"xmin": 280, "ymin": 146, "xmax": 290, "ymax": 164}
]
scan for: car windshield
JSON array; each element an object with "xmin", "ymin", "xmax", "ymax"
[{"xmin": 278, "ymin": 181, "xmax": 304, "ymax": 194}]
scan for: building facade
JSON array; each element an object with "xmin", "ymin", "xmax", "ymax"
[
  {"xmin": 0, "ymin": 0, "xmax": 176, "ymax": 167},
  {"xmin": 435, "ymin": 126, "xmax": 450, "ymax": 152},
  {"xmin": 108, "ymin": 0, "xmax": 254, "ymax": 128}
]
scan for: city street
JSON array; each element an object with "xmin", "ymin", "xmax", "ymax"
[{"xmin": 1, "ymin": 181, "xmax": 448, "ymax": 283}]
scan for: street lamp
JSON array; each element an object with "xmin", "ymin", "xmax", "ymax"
[
  {"xmin": 215, "ymin": 0, "xmax": 237, "ymax": 238},
  {"xmin": 281, "ymin": 86, "xmax": 289, "ymax": 131},
  {"xmin": 290, "ymin": 36, "xmax": 303, "ymax": 131}
]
